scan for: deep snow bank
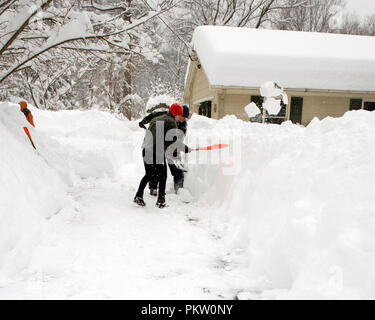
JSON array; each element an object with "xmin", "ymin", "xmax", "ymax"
[
  {"xmin": 184, "ymin": 111, "xmax": 375, "ymax": 299},
  {"xmin": 0, "ymin": 103, "xmax": 66, "ymax": 280},
  {"xmin": 0, "ymin": 104, "xmax": 143, "ymax": 283},
  {"xmin": 32, "ymin": 108, "xmax": 142, "ymax": 179},
  {"xmin": 2, "ymin": 103, "xmax": 375, "ymax": 299}
]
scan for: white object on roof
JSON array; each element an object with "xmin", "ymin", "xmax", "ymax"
[{"xmin": 192, "ymin": 26, "xmax": 375, "ymax": 92}]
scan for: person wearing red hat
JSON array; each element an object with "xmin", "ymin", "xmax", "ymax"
[
  {"xmin": 138, "ymin": 104, "xmax": 190, "ymax": 195},
  {"xmin": 134, "ymin": 103, "xmax": 192, "ymax": 208}
]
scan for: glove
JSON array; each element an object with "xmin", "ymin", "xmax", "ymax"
[
  {"xmin": 185, "ymin": 146, "xmax": 193, "ymax": 153},
  {"xmin": 174, "ymin": 160, "xmax": 188, "ymax": 172},
  {"xmin": 139, "ymin": 122, "xmax": 146, "ymax": 129}
]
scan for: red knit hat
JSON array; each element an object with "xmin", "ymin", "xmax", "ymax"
[{"xmin": 169, "ymin": 103, "xmax": 183, "ymax": 117}]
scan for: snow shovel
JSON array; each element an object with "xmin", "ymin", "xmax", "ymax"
[
  {"xmin": 24, "ymin": 127, "xmax": 36, "ymax": 150},
  {"xmin": 193, "ymin": 144, "xmax": 230, "ymax": 151}
]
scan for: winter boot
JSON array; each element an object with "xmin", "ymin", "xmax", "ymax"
[
  {"xmin": 134, "ymin": 196, "xmax": 146, "ymax": 207},
  {"xmin": 150, "ymin": 188, "xmax": 158, "ymax": 196},
  {"xmin": 156, "ymin": 196, "xmax": 166, "ymax": 209}
]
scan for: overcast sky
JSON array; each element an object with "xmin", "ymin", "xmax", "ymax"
[{"xmin": 345, "ymin": 0, "xmax": 375, "ymax": 17}]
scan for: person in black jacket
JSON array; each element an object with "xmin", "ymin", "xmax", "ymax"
[
  {"xmin": 134, "ymin": 104, "xmax": 192, "ymax": 208},
  {"xmin": 139, "ymin": 104, "xmax": 190, "ymax": 195}
]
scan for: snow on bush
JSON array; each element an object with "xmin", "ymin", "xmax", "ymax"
[
  {"xmin": 45, "ymin": 11, "xmax": 92, "ymax": 47},
  {"xmin": 184, "ymin": 111, "xmax": 375, "ymax": 299},
  {"xmin": 146, "ymin": 95, "xmax": 176, "ymax": 112}
]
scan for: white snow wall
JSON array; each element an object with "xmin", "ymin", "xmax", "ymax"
[
  {"xmin": 0, "ymin": 103, "xmax": 67, "ymax": 280},
  {"xmin": 0, "ymin": 103, "xmax": 144, "ymax": 283},
  {"xmin": 185, "ymin": 111, "xmax": 375, "ymax": 299},
  {"xmin": 1, "ymin": 102, "xmax": 375, "ymax": 299}
]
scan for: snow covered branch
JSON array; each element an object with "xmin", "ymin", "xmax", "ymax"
[
  {"xmin": 0, "ymin": 4, "xmax": 171, "ymax": 84},
  {"xmin": 0, "ymin": 0, "xmax": 53, "ymax": 56},
  {"xmin": 0, "ymin": 0, "xmax": 177, "ymax": 115},
  {"xmin": 83, "ymin": 0, "xmax": 129, "ymax": 12}
]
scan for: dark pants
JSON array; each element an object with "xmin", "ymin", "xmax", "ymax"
[
  {"xmin": 137, "ymin": 150, "xmax": 167, "ymax": 199},
  {"xmin": 148, "ymin": 162, "xmax": 184, "ymax": 192},
  {"xmin": 168, "ymin": 163, "xmax": 184, "ymax": 192},
  {"xmin": 148, "ymin": 175, "xmax": 158, "ymax": 190}
]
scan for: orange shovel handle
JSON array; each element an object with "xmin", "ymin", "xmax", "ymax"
[{"xmin": 195, "ymin": 144, "xmax": 230, "ymax": 151}]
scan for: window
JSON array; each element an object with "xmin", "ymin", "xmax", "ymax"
[
  {"xmin": 251, "ymin": 95, "xmax": 263, "ymax": 109},
  {"xmin": 350, "ymin": 99, "xmax": 362, "ymax": 111},
  {"xmin": 290, "ymin": 97, "xmax": 303, "ymax": 125},
  {"xmin": 364, "ymin": 102, "xmax": 375, "ymax": 112},
  {"xmin": 198, "ymin": 101, "xmax": 212, "ymax": 118}
]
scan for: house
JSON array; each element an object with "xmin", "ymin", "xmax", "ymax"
[{"xmin": 183, "ymin": 26, "xmax": 375, "ymax": 125}]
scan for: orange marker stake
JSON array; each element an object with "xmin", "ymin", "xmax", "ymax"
[{"xmin": 24, "ymin": 127, "xmax": 36, "ymax": 150}]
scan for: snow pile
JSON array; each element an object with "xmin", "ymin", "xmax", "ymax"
[
  {"xmin": 184, "ymin": 110, "xmax": 375, "ymax": 299},
  {"xmin": 192, "ymin": 26, "xmax": 375, "ymax": 91},
  {"xmin": 0, "ymin": 104, "xmax": 141, "ymax": 283},
  {"xmin": 146, "ymin": 95, "xmax": 176, "ymax": 112},
  {"xmin": 2, "ymin": 102, "xmax": 375, "ymax": 299},
  {"xmin": 32, "ymin": 108, "xmax": 141, "ymax": 179},
  {"xmin": 0, "ymin": 103, "xmax": 66, "ymax": 281}
]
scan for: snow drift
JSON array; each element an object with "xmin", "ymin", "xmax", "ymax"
[
  {"xmin": 0, "ymin": 103, "xmax": 66, "ymax": 281},
  {"xmin": 1, "ymin": 102, "xmax": 375, "ymax": 299},
  {"xmin": 0, "ymin": 104, "xmax": 141, "ymax": 284},
  {"xmin": 184, "ymin": 111, "xmax": 375, "ymax": 299},
  {"xmin": 32, "ymin": 108, "xmax": 142, "ymax": 179}
]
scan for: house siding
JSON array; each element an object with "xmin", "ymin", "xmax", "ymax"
[
  {"xmin": 286, "ymin": 92, "xmax": 375, "ymax": 125},
  {"xmin": 192, "ymin": 68, "xmax": 211, "ymax": 102},
  {"xmin": 187, "ymin": 62, "xmax": 216, "ymax": 117},
  {"xmin": 224, "ymin": 94, "xmax": 252, "ymax": 121},
  {"xmin": 300, "ymin": 96, "xmax": 349, "ymax": 125},
  {"xmin": 184, "ymin": 65, "xmax": 375, "ymax": 125}
]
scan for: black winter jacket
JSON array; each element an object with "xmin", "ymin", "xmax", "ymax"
[
  {"xmin": 140, "ymin": 111, "xmax": 187, "ymax": 134},
  {"xmin": 142, "ymin": 113, "xmax": 190, "ymax": 160}
]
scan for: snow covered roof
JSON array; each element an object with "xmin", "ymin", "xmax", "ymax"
[{"xmin": 192, "ymin": 26, "xmax": 375, "ymax": 92}]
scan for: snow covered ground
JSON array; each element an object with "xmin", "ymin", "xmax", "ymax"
[{"xmin": 1, "ymin": 102, "xmax": 375, "ymax": 300}]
